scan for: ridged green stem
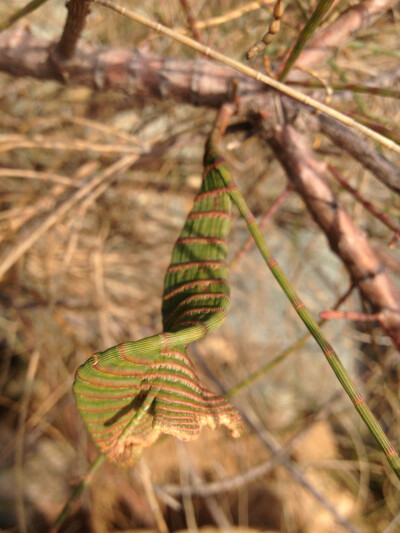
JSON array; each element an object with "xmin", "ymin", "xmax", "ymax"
[
  {"xmin": 278, "ymin": 0, "xmax": 336, "ymax": 81},
  {"xmin": 206, "ymin": 134, "xmax": 400, "ymax": 479}
]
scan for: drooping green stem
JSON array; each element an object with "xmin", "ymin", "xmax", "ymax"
[
  {"xmin": 230, "ymin": 180, "xmax": 400, "ymax": 479},
  {"xmin": 206, "ymin": 113, "xmax": 400, "ymax": 480}
]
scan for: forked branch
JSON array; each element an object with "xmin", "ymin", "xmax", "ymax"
[{"xmin": 268, "ymin": 124, "xmax": 400, "ymax": 347}]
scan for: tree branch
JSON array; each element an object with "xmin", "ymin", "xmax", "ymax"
[
  {"xmin": 318, "ymin": 113, "xmax": 400, "ymax": 194},
  {"xmin": 1, "ymin": 23, "xmax": 399, "ymax": 192},
  {"xmin": 280, "ymin": 98, "xmax": 400, "ymax": 194},
  {"xmin": 0, "ymin": 25, "xmax": 262, "ymax": 105},
  {"xmin": 268, "ymin": 124, "xmax": 400, "ymax": 348},
  {"xmin": 55, "ymin": 0, "xmax": 92, "ymax": 60}
]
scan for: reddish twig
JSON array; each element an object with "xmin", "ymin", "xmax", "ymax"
[
  {"xmin": 320, "ymin": 309, "xmax": 379, "ymax": 322},
  {"xmin": 328, "ymin": 164, "xmax": 400, "ymax": 246},
  {"xmin": 268, "ymin": 124, "xmax": 400, "ymax": 349},
  {"xmin": 320, "ymin": 309, "xmax": 400, "ymax": 350},
  {"xmin": 230, "ymin": 185, "xmax": 292, "ymax": 267},
  {"xmin": 179, "ymin": 0, "xmax": 203, "ymax": 43}
]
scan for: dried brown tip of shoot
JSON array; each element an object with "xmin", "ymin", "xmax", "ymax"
[{"xmin": 246, "ymin": 0, "xmax": 283, "ymax": 60}]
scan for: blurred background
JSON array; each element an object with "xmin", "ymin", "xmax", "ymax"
[{"xmin": 0, "ymin": 1, "xmax": 399, "ymax": 532}]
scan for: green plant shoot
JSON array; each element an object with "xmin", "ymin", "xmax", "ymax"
[
  {"xmin": 74, "ymin": 112, "xmax": 400, "ymax": 480},
  {"xmin": 73, "ymin": 139, "xmax": 243, "ymax": 467}
]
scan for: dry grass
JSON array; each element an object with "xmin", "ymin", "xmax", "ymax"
[{"xmin": 0, "ymin": 1, "xmax": 399, "ymax": 532}]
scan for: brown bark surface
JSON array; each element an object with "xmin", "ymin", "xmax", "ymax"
[{"xmin": 269, "ymin": 124, "xmax": 400, "ymax": 346}]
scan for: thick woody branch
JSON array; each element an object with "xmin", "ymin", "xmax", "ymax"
[
  {"xmin": 0, "ymin": 25, "xmax": 399, "ymax": 195},
  {"xmin": 280, "ymin": 99, "xmax": 400, "ymax": 194},
  {"xmin": 0, "ymin": 26, "xmax": 261, "ymax": 106},
  {"xmin": 268, "ymin": 124, "xmax": 400, "ymax": 347}
]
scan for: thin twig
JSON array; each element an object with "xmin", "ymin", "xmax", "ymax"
[
  {"xmin": 268, "ymin": 124, "xmax": 400, "ymax": 347},
  {"xmin": 177, "ymin": 442, "xmax": 198, "ymax": 532},
  {"xmin": 52, "ymin": 454, "xmax": 105, "ymax": 532},
  {"xmin": 15, "ymin": 350, "xmax": 41, "ymax": 533},
  {"xmin": 179, "ymin": 0, "xmax": 202, "ymax": 43},
  {"xmin": 139, "ymin": 460, "xmax": 169, "ymax": 533},
  {"xmin": 0, "ymin": 154, "xmax": 139, "ymax": 281},
  {"xmin": 92, "ymin": 0, "xmax": 400, "ymax": 155},
  {"xmin": 0, "ymin": 0, "xmax": 50, "ymax": 32},
  {"xmin": 315, "ymin": 113, "xmax": 400, "ymax": 194},
  {"xmin": 327, "ymin": 164, "xmax": 400, "ymax": 242},
  {"xmin": 175, "ymin": 1, "xmax": 273, "ymax": 32}
]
